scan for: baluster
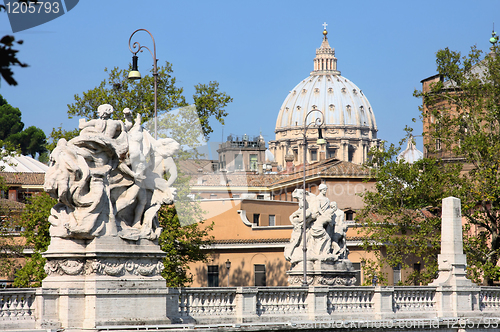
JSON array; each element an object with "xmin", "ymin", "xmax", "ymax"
[
  {"xmin": 354, "ymin": 291, "xmax": 360, "ymax": 311},
  {"xmin": 330, "ymin": 291, "xmax": 337, "ymax": 312},
  {"xmin": 214, "ymin": 292, "xmax": 220, "ymax": 315},
  {"xmin": 261, "ymin": 292, "xmax": 266, "ymax": 314},
  {"xmin": 20, "ymin": 295, "xmax": 27, "ymax": 316},
  {"xmin": 187, "ymin": 293, "xmax": 192, "ymax": 315},
  {"xmin": 339, "ymin": 291, "xmax": 345, "ymax": 312},
  {"xmin": 12, "ymin": 295, "xmax": 20, "ymax": 317},
  {"xmin": 223, "ymin": 292, "xmax": 228, "ymax": 314},
  {"xmin": 0, "ymin": 295, "xmax": 6, "ymax": 318},
  {"xmin": 180, "ymin": 293, "xmax": 186, "ymax": 315},
  {"xmin": 209, "ymin": 292, "xmax": 215, "ymax": 315},
  {"xmin": 195, "ymin": 292, "xmax": 201, "ymax": 315}
]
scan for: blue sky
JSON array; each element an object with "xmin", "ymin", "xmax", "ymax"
[{"xmin": 0, "ymin": 0, "xmax": 498, "ymax": 154}]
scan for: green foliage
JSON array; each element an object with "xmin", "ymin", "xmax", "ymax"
[
  {"xmin": 66, "ymin": 64, "xmax": 232, "ymax": 141},
  {"xmin": 0, "ymin": 94, "xmax": 47, "ymax": 158},
  {"xmin": 0, "ymin": 34, "xmax": 27, "ymax": 86},
  {"xmin": 7, "ymin": 126, "xmax": 47, "ymax": 158},
  {"xmin": 13, "ymin": 193, "xmax": 55, "ymax": 287},
  {"xmin": 0, "ymin": 198, "xmax": 24, "ymax": 281},
  {"xmin": 364, "ymin": 42, "xmax": 500, "ymax": 285},
  {"xmin": 158, "ymin": 205, "xmax": 213, "ymax": 287},
  {"xmin": 67, "ymin": 64, "xmax": 187, "ymax": 123},
  {"xmin": 0, "ymin": 95, "xmax": 24, "ymax": 140},
  {"xmin": 359, "ymin": 139, "xmax": 462, "ymax": 285},
  {"xmin": 412, "ymin": 42, "xmax": 500, "ymax": 285},
  {"xmin": 193, "ymin": 81, "xmax": 233, "ymax": 139}
]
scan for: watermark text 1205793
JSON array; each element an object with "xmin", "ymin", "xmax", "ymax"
[{"xmin": 3, "ymin": 0, "xmax": 79, "ymax": 33}]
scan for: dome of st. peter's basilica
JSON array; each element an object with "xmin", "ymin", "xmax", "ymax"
[{"xmin": 269, "ymin": 28, "xmax": 380, "ymax": 167}]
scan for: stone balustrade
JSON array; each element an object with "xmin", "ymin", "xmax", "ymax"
[
  {"xmin": 256, "ymin": 287, "xmax": 308, "ymax": 316},
  {"xmin": 179, "ymin": 288, "xmax": 237, "ymax": 319},
  {"xmin": 0, "ymin": 288, "xmax": 37, "ymax": 330},
  {"xmin": 479, "ymin": 286, "xmax": 500, "ymax": 312},
  {"xmin": 327, "ymin": 287, "xmax": 374, "ymax": 314},
  {"xmin": 2, "ymin": 285, "xmax": 500, "ymax": 329},
  {"xmin": 173, "ymin": 285, "xmax": 500, "ymax": 324},
  {"xmin": 393, "ymin": 286, "xmax": 436, "ymax": 314}
]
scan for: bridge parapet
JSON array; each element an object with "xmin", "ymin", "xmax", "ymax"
[
  {"xmin": 1, "ymin": 285, "xmax": 500, "ymax": 329},
  {"xmin": 172, "ymin": 285, "xmax": 500, "ymax": 324}
]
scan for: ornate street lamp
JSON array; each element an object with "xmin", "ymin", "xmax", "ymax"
[
  {"xmin": 225, "ymin": 259, "xmax": 231, "ymax": 287},
  {"xmin": 301, "ymin": 109, "xmax": 326, "ymax": 286},
  {"xmin": 128, "ymin": 29, "xmax": 158, "ymax": 139}
]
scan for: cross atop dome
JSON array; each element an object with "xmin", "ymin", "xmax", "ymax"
[{"xmin": 322, "ymin": 22, "xmax": 328, "ymax": 30}]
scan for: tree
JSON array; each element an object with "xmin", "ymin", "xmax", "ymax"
[
  {"xmin": 8, "ymin": 125, "xmax": 47, "ymax": 158},
  {"xmin": 67, "ymin": 64, "xmax": 232, "ymax": 140},
  {"xmin": 193, "ymin": 81, "xmax": 233, "ymax": 139},
  {"xmin": 358, "ymin": 139, "xmax": 462, "ymax": 285},
  {"xmin": 13, "ymin": 193, "xmax": 55, "ymax": 287},
  {"xmin": 158, "ymin": 205, "xmax": 213, "ymax": 287},
  {"xmin": 67, "ymin": 64, "xmax": 187, "ymax": 124},
  {"xmin": 362, "ymin": 41, "xmax": 500, "ymax": 286},
  {"xmin": 414, "ymin": 40, "xmax": 500, "ymax": 285},
  {"xmin": 0, "ymin": 94, "xmax": 23, "ymax": 140},
  {"xmin": 0, "ymin": 94, "xmax": 47, "ymax": 158},
  {"xmin": 0, "ymin": 185, "xmax": 24, "ymax": 283}
]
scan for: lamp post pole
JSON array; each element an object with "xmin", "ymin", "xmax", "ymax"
[
  {"xmin": 128, "ymin": 29, "xmax": 158, "ymax": 139},
  {"xmin": 225, "ymin": 259, "xmax": 231, "ymax": 287},
  {"xmin": 301, "ymin": 110, "xmax": 325, "ymax": 287}
]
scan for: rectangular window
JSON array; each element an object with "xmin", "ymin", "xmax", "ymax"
[
  {"xmin": 327, "ymin": 148, "xmax": 336, "ymax": 159},
  {"xmin": 207, "ymin": 265, "xmax": 219, "ymax": 287},
  {"xmin": 250, "ymin": 154, "xmax": 258, "ymax": 171},
  {"xmin": 235, "ymin": 154, "xmax": 243, "ymax": 170},
  {"xmin": 253, "ymin": 214, "xmax": 260, "ymax": 225},
  {"xmin": 256, "ymin": 194, "xmax": 264, "ymax": 200},
  {"xmin": 254, "ymin": 264, "xmax": 266, "ymax": 286},
  {"xmin": 352, "ymin": 262, "xmax": 361, "ymax": 286},
  {"xmin": 393, "ymin": 263, "xmax": 402, "ymax": 285},
  {"xmin": 293, "ymin": 149, "xmax": 298, "ymax": 162},
  {"xmin": 345, "ymin": 210, "xmax": 354, "ymax": 221},
  {"xmin": 311, "ymin": 150, "xmax": 317, "ymax": 161},
  {"xmin": 348, "ymin": 146, "xmax": 354, "ymax": 162},
  {"xmin": 269, "ymin": 215, "xmax": 275, "ymax": 226}
]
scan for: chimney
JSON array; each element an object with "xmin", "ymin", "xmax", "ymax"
[
  {"xmin": 271, "ymin": 162, "xmax": 278, "ymax": 172},
  {"xmin": 319, "ymin": 149, "xmax": 326, "ymax": 161},
  {"xmin": 285, "ymin": 154, "xmax": 294, "ymax": 173}
]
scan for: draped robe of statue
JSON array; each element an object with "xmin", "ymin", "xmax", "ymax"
[
  {"xmin": 284, "ymin": 185, "xmax": 347, "ymax": 268},
  {"xmin": 44, "ymin": 104, "xmax": 180, "ymax": 242}
]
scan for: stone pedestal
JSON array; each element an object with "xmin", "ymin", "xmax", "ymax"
[
  {"xmin": 430, "ymin": 197, "xmax": 480, "ymax": 317},
  {"xmin": 37, "ymin": 237, "xmax": 176, "ymax": 329},
  {"xmin": 287, "ymin": 259, "xmax": 357, "ymax": 286}
]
